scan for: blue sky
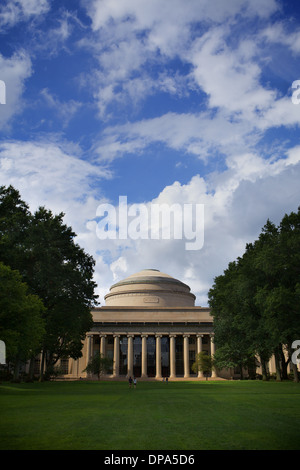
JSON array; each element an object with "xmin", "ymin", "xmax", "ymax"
[{"xmin": 1, "ymin": 0, "xmax": 300, "ymax": 305}]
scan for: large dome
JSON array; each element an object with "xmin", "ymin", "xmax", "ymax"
[{"xmin": 104, "ymin": 269, "xmax": 196, "ymax": 307}]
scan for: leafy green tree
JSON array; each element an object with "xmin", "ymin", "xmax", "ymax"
[
  {"xmin": 208, "ymin": 261, "xmax": 260, "ymax": 379},
  {"xmin": 0, "ymin": 262, "xmax": 45, "ymax": 380},
  {"xmin": 192, "ymin": 352, "xmax": 213, "ymax": 380},
  {"xmin": 0, "ymin": 185, "xmax": 31, "ymax": 272},
  {"xmin": 0, "ymin": 186, "xmax": 98, "ymax": 380},
  {"xmin": 237, "ymin": 244, "xmax": 275, "ymax": 380},
  {"xmin": 24, "ymin": 207, "xmax": 97, "ymax": 379},
  {"xmin": 83, "ymin": 353, "xmax": 113, "ymax": 380},
  {"xmin": 208, "ymin": 208, "xmax": 300, "ymax": 382},
  {"xmin": 252, "ymin": 210, "xmax": 300, "ymax": 382}
]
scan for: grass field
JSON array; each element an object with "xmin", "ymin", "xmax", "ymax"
[{"xmin": 0, "ymin": 380, "xmax": 300, "ymax": 450}]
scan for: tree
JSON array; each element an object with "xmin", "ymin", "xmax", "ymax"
[
  {"xmin": 0, "ymin": 262, "xmax": 45, "ymax": 380},
  {"xmin": 0, "ymin": 185, "xmax": 31, "ymax": 272},
  {"xmin": 192, "ymin": 352, "xmax": 213, "ymax": 380},
  {"xmin": 252, "ymin": 210, "xmax": 300, "ymax": 382},
  {"xmin": 237, "ymin": 243, "xmax": 275, "ymax": 380},
  {"xmin": 0, "ymin": 186, "xmax": 98, "ymax": 380},
  {"xmin": 208, "ymin": 260, "xmax": 261, "ymax": 379},
  {"xmin": 25, "ymin": 207, "xmax": 97, "ymax": 379},
  {"xmin": 208, "ymin": 208, "xmax": 300, "ymax": 382},
  {"xmin": 83, "ymin": 353, "xmax": 113, "ymax": 380}
]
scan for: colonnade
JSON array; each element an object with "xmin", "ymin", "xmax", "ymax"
[{"xmin": 86, "ymin": 333, "xmax": 217, "ymax": 379}]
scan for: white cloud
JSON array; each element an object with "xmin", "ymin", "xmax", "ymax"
[
  {"xmin": 188, "ymin": 27, "xmax": 277, "ymax": 118},
  {"xmin": 80, "ymin": 4, "xmax": 299, "ymax": 165},
  {"xmin": 85, "ymin": 0, "xmax": 279, "ymax": 32},
  {"xmin": 256, "ymin": 95, "xmax": 300, "ymax": 130},
  {"xmin": 40, "ymin": 88, "xmax": 82, "ymax": 127},
  {"xmin": 0, "ymin": 0, "xmax": 50, "ymax": 30},
  {"xmin": 0, "ymin": 139, "xmax": 111, "ymax": 230},
  {"xmin": 94, "ymin": 110, "xmax": 261, "ymax": 163},
  {"xmin": 261, "ymin": 22, "xmax": 300, "ymax": 54},
  {"xmin": 80, "ymin": 0, "xmax": 280, "ymax": 116}
]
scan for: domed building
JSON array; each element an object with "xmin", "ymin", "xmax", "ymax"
[
  {"xmin": 30, "ymin": 268, "xmax": 290, "ymax": 381},
  {"xmin": 64, "ymin": 269, "xmax": 218, "ymax": 379}
]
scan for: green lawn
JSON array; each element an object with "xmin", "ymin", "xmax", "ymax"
[{"xmin": 0, "ymin": 380, "xmax": 299, "ymax": 450}]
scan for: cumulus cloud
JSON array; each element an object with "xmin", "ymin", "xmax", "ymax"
[
  {"xmin": 93, "ymin": 109, "xmax": 263, "ymax": 164},
  {"xmin": 261, "ymin": 21, "xmax": 300, "ymax": 54},
  {"xmin": 79, "ymin": 0, "xmax": 280, "ymax": 117},
  {"xmin": 0, "ymin": 139, "xmax": 111, "ymax": 230},
  {"xmin": 82, "ymin": 1, "xmax": 300, "ymax": 166},
  {"xmin": 0, "ymin": 0, "xmax": 50, "ymax": 30}
]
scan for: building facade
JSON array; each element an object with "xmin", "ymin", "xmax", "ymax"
[
  {"xmin": 65, "ymin": 269, "xmax": 222, "ymax": 380},
  {"xmin": 58, "ymin": 268, "xmax": 295, "ymax": 380}
]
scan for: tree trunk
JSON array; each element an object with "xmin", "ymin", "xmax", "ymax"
[
  {"xmin": 291, "ymin": 361, "xmax": 299, "ymax": 382},
  {"xmin": 247, "ymin": 358, "xmax": 256, "ymax": 380},
  {"xmin": 13, "ymin": 357, "xmax": 21, "ymax": 381},
  {"xmin": 274, "ymin": 346, "xmax": 282, "ymax": 381},
  {"xmin": 288, "ymin": 343, "xmax": 299, "ymax": 383},
  {"xmin": 39, "ymin": 350, "xmax": 45, "ymax": 381},
  {"xmin": 260, "ymin": 357, "xmax": 269, "ymax": 381},
  {"xmin": 28, "ymin": 357, "xmax": 35, "ymax": 381}
]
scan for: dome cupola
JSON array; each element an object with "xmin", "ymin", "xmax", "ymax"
[{"xmin": 104, "ymin": 269, "xmax": 196, "ymax": 307}]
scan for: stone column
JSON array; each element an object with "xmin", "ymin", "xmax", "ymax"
[
  {"xmin": 86, "ymin": 335, "xmax": 94, "ymax": 378},
  {"xmin": 100, "ymin": 334, "xmax": 106, "ymax": 357},
  {"xmin": 100, "ymin": 334, "xmax": 107, "ymax": 375},
  {"xmin": 155, "ymin": 335, "xmax": 162, "ymax": 379},
  {"xmin": 210, "ymin": 334, "xmax": 217, "ymax": 378},
  {"xmin": 113, "ymin": 335, "xmax": 120, "ymax": 377},
  {"xmin": 196, "ymin": 334, "xmax": 204, "ymax": 378},
  {"xmin": 141, "ymin": 335, "xmax": 148, "ymax": 378},
  {"xmin": 169, "ymin": 335, "xmax": 176, "ymax": 379},
  {"xmin": 183, "ymin": 334, "xmax": 190, "ymax": 378},
  {"xmin": 127, "ymin": 334, "xmax": 134, "ymax": 377},
  {"xmin": 86, "ymin": 335, "xmax": 92, "ymax": 367},
  {"xmin": 86, "ymin": 336, "xmax": 91, "ymax": 366}
]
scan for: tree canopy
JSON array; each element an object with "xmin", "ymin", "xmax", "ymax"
[
  {"xmin": 208, "ymin": 207, "xmax": 300, "ymax": 382},
  {"xmin": 83, "ymin": 353, "xmax": 113, "ymax": 380},
  {"xmin": 192, "ymin": 352, "xmax": 213, "ymax": 380},
  {"xmin": 0, "ymin": 185, "xmax": 98, "ymax": 380}
]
